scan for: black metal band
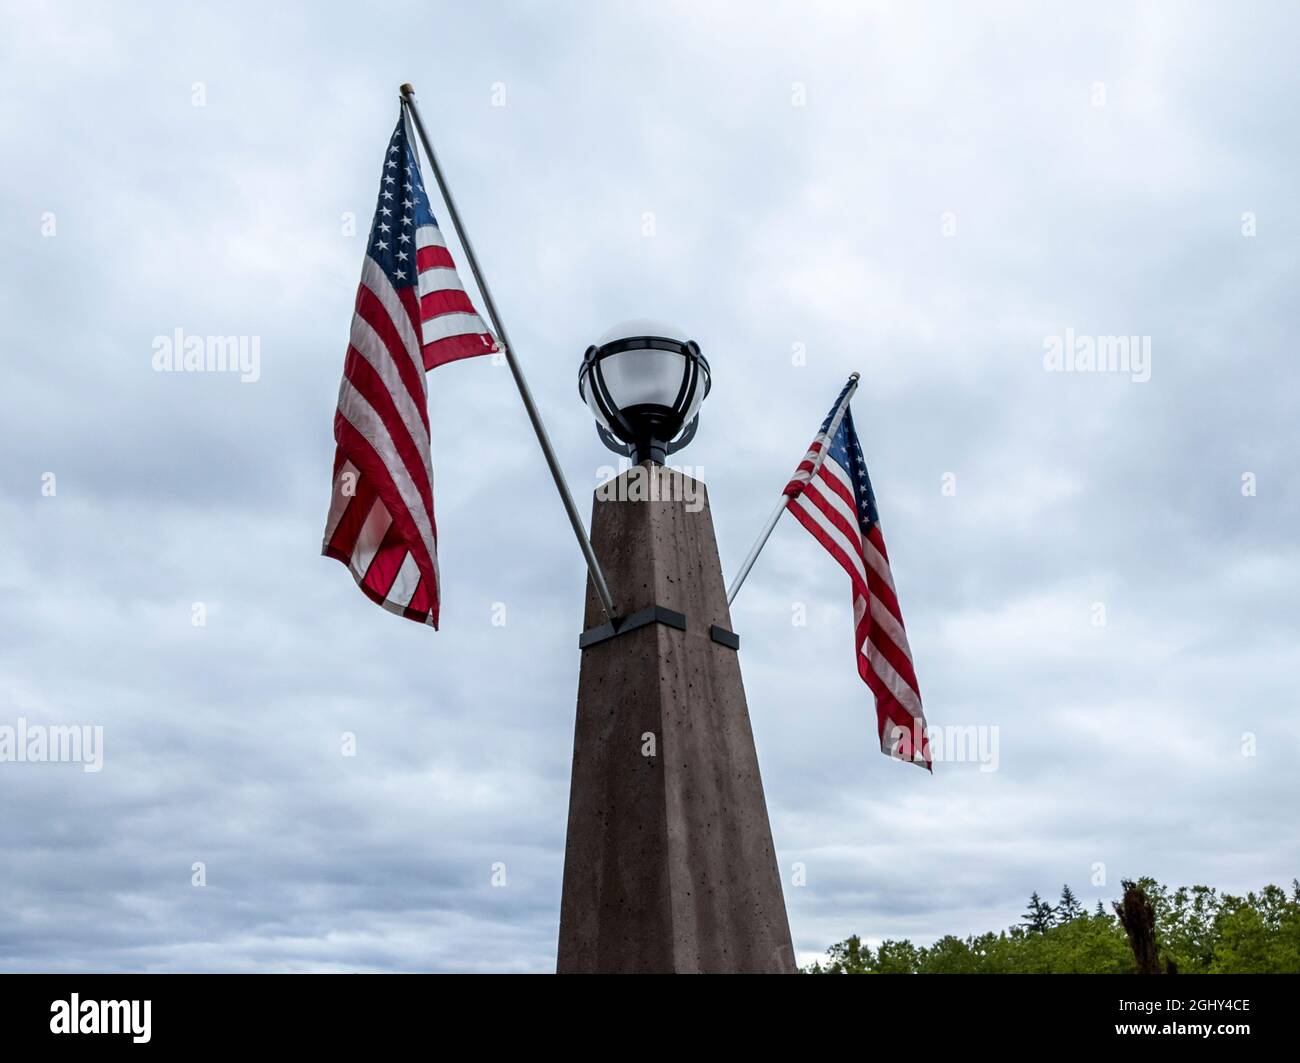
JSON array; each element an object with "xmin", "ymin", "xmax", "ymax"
[
  {"xmin": 577, "ymin": 608, "xmax": 740, "ymax": 652},
  {"xmin": 578, "ymin": 605, "xmax": 687, "ymax": 649},
  {"xmin": 709, "ymin": 624, "xmax": 740, "ymax": 651}
]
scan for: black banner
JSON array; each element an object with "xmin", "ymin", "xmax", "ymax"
[{"xmin": 0, "ymin": 972, "xmax": 1291, "ymax": 1050}]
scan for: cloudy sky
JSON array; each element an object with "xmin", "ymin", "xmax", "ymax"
[{"xmin": 2, "ymin": 0, "xmax": 1297, "ymax": 972}]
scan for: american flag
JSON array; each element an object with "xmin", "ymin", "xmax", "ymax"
[
  {"xmin": 322, "ymin": 108, "xmax": 497, "ymax": 628},
  {"xmin": 784, "ymin": 379, "xmax": 932, "ymax": 769}
]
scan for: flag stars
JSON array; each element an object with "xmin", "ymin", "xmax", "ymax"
[
  {"xmin": 374, "ymin": 239, "xmax": 388, "ymax": 250},
  {"xmin": 396, "ymin": 250, "xmax": 408, "ymax": 261},
  {"xmin": 398, "ymin": 232, "xmax": 410, "ymax": 243}
]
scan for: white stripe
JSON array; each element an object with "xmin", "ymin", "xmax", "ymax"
[
  {"xmin": 417, "ymin": 267, "xmax": 465, "ymax": 298},
  {"xmin": 336, "ymin": 380, "xmax": 440, "ymax": 593},
  {"xmin": 869, "ymin": 596, "xmax": 913, "ymax": 662},
  {"xmin": 385, "ymin": 552, "xmax": 423, "ymax": 609},
  {"xmin": 323, "ymin": 460, "xmax": 360, "ymax": 545},
  {"xmin": 415, "ymin": 225, "xmax": 446, "ymax": 250},
  {"xmin": 421, "ymin": 311, "xmax": 489, "ymax": 346},
  {"xmin": 360, "ymin": 257, "xmax": 422, "ymax": 370},
  {"xmin": 819, "ymin": 453, "xmax": 856, "ymax": 500},
  {"xmin": 349, "ymin": 313, "xmax": 430, "ymax": 454},
  {"xmin": 807, "ymin": 472, "xmax": 911, "ymax": 661},
  {"xmin": 819, "ymin": 458, "xmax": 899, "ymax": 595},
  {"xmin": 791, "ymin": 484, "xmax": 870, "ymax": 591},
  {"xmin": 813, "ymin": 461, "xmax": 864, "ymax": 544},
  {"xmin": 350, "ymin": 498, "xmax": 392, "ymax": 579},
  {"xmin": 862, "ymin": 534, "xmax": 897, "ymax": 594},
  {"xmin": 879, "ymin": 721, "xmax": 928, "ymax": 763},
  {"xmin": 864, "ymin": 641, "xmax": 924, "ymax": 719}
]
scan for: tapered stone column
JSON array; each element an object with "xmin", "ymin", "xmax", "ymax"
[{"xmin": 556, "ymin": 464, "xmax": 795, "ymax": 973}]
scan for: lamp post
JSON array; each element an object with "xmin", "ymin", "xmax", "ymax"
[
  {"xmin": 578, "ymin": 320, "xmax": 711, "ymax": 466},
  {"xmin": 557, "ymin": 322, "xmax": 796, "ymax": 974}
]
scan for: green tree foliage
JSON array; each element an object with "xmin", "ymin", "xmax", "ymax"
[
  {"xmin": 1056, "ymin": 884, "xmax": 1084, "ymax": 924},
  {"xmin": 1021, "ymin": 891, "xmax": 1055, "ymax": 934},
  {"xmin": 804, "ymin": 879, "xmax": 1300, "ymax": 974}
]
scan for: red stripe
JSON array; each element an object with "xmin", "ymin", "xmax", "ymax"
[
  {"xmin": 815, "ymin": 460, "xmax": 908, "ymax": 624},
  {"xmin": 864, "ymin": 618, "xmax": 920, "ymax": 697},
  {"xmin": 423, "ymin": 330, "xmax": 497, "ymax": 370},
  {"xmin": 787, "ymin": 499, "xmax": 870, "ymax": 605},
  {"xmin": 342, "ymin": 346, "xmax": 433, "ymax": 514},
  {"xmin": 867, "ymin": 522, "xmax": 891, "ymax": 562},
  {"xmin": 783, "ymin": 440, "xmax": 824, "ymax": 496},
  {"xmin": 862, "ymin": 663, "xmax": 930, "ymax": 766},
  {"xmin": 814, "ymin": 459, "xmax": 857, "ymax": 512},
  {"xmin": 801, "ymin": 480, "xmax": 866, "ymax": 565},
  {"xmin": 323, "ymin": 471, "xmax": 379, "ymax": 561},
  {"xmin": 798, "ymin": 482, "xmax": 911, "ymax": 631},
  {"xmin": 406, "ymin": 576, "xmax": 433, "ymax": 616},
  {"xmin": 354, "ymin": 287, "xmax": 429, "ymax": 432},
  {"xmin": 396, "ymin": 285, "xmax": 424, "ymax": 350},
  {"xmin": 332, "ymin": 414, "xmax": 440, "ymax": 628},
  {"xmin": 419, "ymin": 288, "xmax": 479, "ymax": 320},
  {"xmin": 361, "ymin": 523, "xmax": 409, "ymax": 597},
  {"xmin": 416, "ymin": 245, "xmax": 455, "ymax": 271}
]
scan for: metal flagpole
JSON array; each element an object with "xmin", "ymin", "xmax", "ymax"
[
  {"xmin": 399, "ymin": 83, "xmax": 617, "ymax": 623},
  {"xmin": 725, "ymin": 372, "xmax": 859, "ymax": 606}
]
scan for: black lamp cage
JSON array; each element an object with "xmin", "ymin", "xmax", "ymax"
[{"xmin": 578, "ymin": 334, "xmax": 711, "ymax": 465}]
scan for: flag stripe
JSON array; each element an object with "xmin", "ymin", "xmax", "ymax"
[{"xmin": 422, "ymin": 311, "xmax": 492, "ymax": 347}]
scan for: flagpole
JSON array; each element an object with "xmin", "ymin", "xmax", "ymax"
[
  {"xmin": 399, "ymin": 83, "xmax": 617, "ymax": 623},
  {"xmin": 725, "ymin": 372, "xmax": 860, "ymax": 607}
]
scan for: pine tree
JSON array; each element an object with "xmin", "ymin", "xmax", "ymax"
[
  {"xmin": 1095, "ymin": 900, "xmax": 1107, "ymax": 918},
  {"xmin": 1022, "ymin": 891, "xmax": 1055, "ymax": 933},
  {"xmin": 1057, "ymin": 884, "xmax": 1084, "ymax": 923}
]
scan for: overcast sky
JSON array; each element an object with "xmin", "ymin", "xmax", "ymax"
[{"xmin": 1, "ymin": 0, "xmax": 1297, "ymax": 972}]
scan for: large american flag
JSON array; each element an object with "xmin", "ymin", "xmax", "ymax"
[
  {"xmin": 784, "ymin": 379, "xmax": 932, "ymax": 769},
  {"xmin": 322, "ymin": 108, "xmax": 497, "ymax": 628}
]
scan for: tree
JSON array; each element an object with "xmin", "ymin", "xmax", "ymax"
[
  {"xmin": 1022, "ymin": 891, "xmax": 1055, "ymax": 934},
  {"xmin": 917, "ymin": 935, "xmax": 980, "ymax": 974},
  {"xmin": 1056, "ymin": 884, "xmax": 1084, "ymax": 924},
  {"xmin": 1114, "ymin": 880, "xmax": 1163, "ymax": 973},
  {"xmin": 874, "ymin": 939, "xmax": 920, "ymax": 974},
  {"xmin": 807, "ymin": 934, "xmax": 872, "ymax": 974}
]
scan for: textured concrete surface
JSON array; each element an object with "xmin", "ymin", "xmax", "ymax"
[{"xmin": 557, "ymin": 465, "xmax": 796, "ymax": 973}]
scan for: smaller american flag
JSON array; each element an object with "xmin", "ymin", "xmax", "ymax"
[
  {"xmin": 321, "ymin": 108, "xmax": 497, "ymax": 628},
  {"xmin": 784, "ymin": 379, "xmax": 932, "ymax": 770}
]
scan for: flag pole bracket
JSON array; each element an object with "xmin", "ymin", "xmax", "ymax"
[
  {"xmin": 708, "ymin": 624, "xmax": 740, "ymax": 651},
  {"xmin": 579, "ymin": 605, "xmax": 686, "ymax": 649},
  {"xmin": 577, "ymin": 608, "xmax": 739, "ymax": 651}
]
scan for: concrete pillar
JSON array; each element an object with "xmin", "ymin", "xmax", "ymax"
[{"xmin": 557, "ymin": 464, "xmax": 795, "ymax": 973}]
